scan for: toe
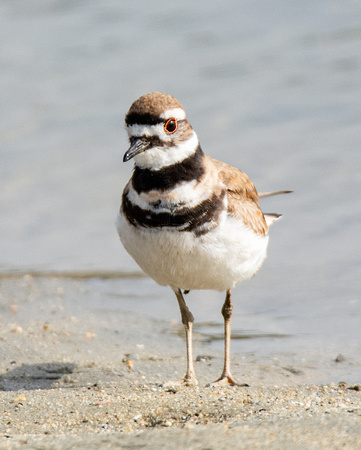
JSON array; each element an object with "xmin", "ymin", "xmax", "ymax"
[{"xmin": 211, "ymin": 374, "xmax": 248, "ymax": 387}]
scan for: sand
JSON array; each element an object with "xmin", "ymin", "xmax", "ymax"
[{"xmin": 1, "ymin": 275, "xmax": 360, "ymax": 449}]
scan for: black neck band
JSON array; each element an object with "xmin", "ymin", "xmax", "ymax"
[{"xmin": 131, "ymin": 145, "xmax": 205, "ymax": 193}]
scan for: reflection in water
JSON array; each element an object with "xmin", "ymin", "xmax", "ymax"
[{"xmin": 174, "ymin": 321, "xmax": 291, "ymax": 343}]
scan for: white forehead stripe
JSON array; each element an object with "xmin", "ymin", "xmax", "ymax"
[
  {"xmin": 127, "ymin": 123, "xmax": 166, "ymax": 138},
  {"xmin": 127, "ymin": 108, "xmax": 186, "ymax": 138},
  {"xmin": 160, "ymin": 108, "xmax": 186, "ymax": 121},
  {"xmin": 127, "ymin": 107, "xmax": 187, "ymax": 139}
]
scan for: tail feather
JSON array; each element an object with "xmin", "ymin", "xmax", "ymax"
[
  {"xmin": 258, "ymin": 190, "xmax": 293, "ymax": 199},
  {"xmin": 264, "ymin": 213, "xmax": 282, "ymax": 226},
  {"xmin": 259, "ymin": 191, "xmax": 291, "ymax": 227}
]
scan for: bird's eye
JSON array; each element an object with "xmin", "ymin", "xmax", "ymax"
[{"xmin": 164, "ymin": 118, "xmax": 178, "ymax": 134}]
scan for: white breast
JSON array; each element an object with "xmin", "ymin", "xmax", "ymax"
[{"xmin": 116, "ymin": 211, "xmax": 268, "ymax": 291}]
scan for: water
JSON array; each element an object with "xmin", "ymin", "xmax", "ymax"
[{"xmin": 1, "ymin": 1, "xmax": 360, "ymax": 374}]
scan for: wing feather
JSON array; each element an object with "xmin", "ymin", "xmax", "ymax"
[
  {"xmin": 258, "ymin": 190, "xmax": 292, "ymax": 198},
  {"xmin": 207, "ymin": 156, "xmax": 268, "ymax": 235}
]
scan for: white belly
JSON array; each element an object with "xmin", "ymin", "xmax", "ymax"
[{"xmin": 116, "ymin": 212, "xmax": 268, "ymax": 291}]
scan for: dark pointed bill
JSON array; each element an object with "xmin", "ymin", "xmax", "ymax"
[{"xmin": 123, "ymin": 138, "xmax": 149, "ymax": 162}]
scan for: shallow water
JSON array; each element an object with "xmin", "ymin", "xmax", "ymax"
[{"xmin": 1, "ymin": 1, "xmax": 360, "ymax": 370}]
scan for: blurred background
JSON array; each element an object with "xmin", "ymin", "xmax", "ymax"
[{"xmin": 1, "ymin": 1, "xmax": 360, "ymax": 373}]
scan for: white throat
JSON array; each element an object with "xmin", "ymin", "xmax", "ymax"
[{"xmin": 132, "ymin": 131, "xmax": 200, "ymax": 170}]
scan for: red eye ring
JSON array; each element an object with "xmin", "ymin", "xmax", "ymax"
[{"xmin": 164, "ymin": 118, "xmax": 178, "ymax": 134}]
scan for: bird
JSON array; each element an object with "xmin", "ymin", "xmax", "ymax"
[{"xmin": 116, "ymin": 92, "xmax": 291, "ymax": 386}]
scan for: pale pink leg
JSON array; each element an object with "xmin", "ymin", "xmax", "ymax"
[
  {"xmin": 213, "ymin": 289, "xmax": 242, "ymax": 386},
  {"xmin": 173, "ymin": 288, "xmax": 198, "ymax": 386}
]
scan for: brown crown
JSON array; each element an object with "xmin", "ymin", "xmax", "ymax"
[{"xmin": 127, "ymin": 92, "xmax": 184, "ymax": 118}]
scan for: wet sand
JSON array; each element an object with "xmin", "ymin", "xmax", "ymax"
[{"xmin": 1, "ymin": 276, "xmax": 360, "ymax": 449}]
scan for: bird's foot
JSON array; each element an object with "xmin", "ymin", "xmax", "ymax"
[
  {"xmin": 163, "ymin": 373, "xmax": 198, "ymax": 387},
  {"xmin": 211, "ymin": 373, "xmax": 248, "ymax": 387}
]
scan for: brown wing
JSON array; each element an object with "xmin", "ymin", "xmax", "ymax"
[{"xmin": 207, "ymin": 156, "xmax": 268, "ymax": 236}]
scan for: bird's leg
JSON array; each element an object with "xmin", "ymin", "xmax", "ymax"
[
  {"xmin": 213, "ymin": 289, "xmax": 241, "ymax": 386},
  {"xmin": 172, "ymin": 288, "xmax": 198, "ymax": 386}
]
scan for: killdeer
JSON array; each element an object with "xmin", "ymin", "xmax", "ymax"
[{"xmin": 116, "ymin": 92, "xmax": 291, "ymax": 386}]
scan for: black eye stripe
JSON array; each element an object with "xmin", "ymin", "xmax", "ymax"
[
  {"xmin": 125, "ymin": 112, "xmax": 163, "ymax": 126},
  {"xmin": 126, "ymin": 112, "xmax": 184, "ymax": 128}
]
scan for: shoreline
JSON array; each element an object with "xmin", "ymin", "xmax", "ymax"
[{"xmin": 1, "ymin": 276, "xmax": 360, "ymax": 448}]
